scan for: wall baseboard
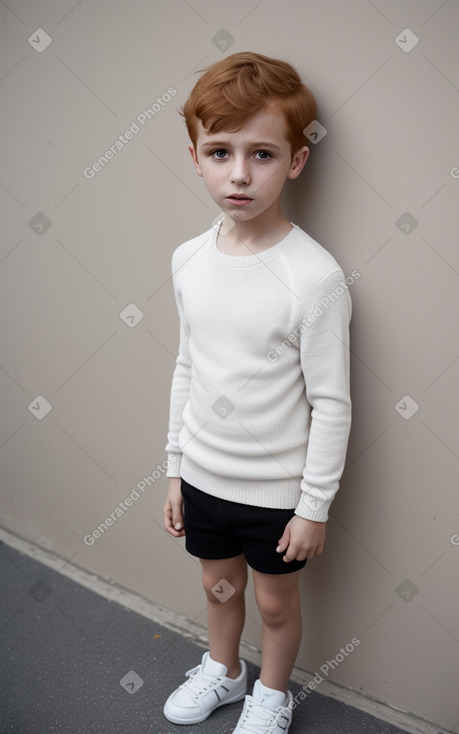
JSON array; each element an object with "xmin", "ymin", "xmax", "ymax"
[{"xmin": 0, "ymin": 526, "xmax": 454, "ymax": 734}]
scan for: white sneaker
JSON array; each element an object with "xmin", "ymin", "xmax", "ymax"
[
  {"xmin": 233, "ymin": 679, "xmax": 293, "ymax": 733},
  {"xmin": 163, "ymin": 651, "xmax": 247, "ymax": 725}
]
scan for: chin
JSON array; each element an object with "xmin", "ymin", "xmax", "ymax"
[{"xmin": 225, "ymin": 207, "xmax": 256, "ymax": 218}]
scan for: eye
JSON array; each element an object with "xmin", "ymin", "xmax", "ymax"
[
  {"xmin": 255, "ymin": 150, "xmax": 272, "ymax": 160},
  {"xmin": 211, "ymin": 149, "xmax": 228, "ymax": 159}
]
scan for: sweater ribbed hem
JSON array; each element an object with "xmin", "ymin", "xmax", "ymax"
[
  {"xmin": 167, "ymin": 455, "xmax": 333, "ymax": 521},
  {"xmin": 180, "ymin": 456, "xmax": 302, "ymax": 510}
]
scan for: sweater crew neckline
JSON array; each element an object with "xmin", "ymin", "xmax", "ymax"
[{"xmin": 210, "ymin": 219, "xmax": 299, "ymax": 267}]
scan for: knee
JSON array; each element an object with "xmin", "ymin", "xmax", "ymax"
[
  {"xmin": 202, "ymin": 569, "xmax": 247, "ymax": 604},
  {"xmin": 256, "ymin": 591, "xmax": 294, "ymax": 627}
]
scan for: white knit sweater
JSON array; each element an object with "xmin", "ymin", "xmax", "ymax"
[{"xmin": 165, "ymin": 221, "xmax": 352, "ymax": 522}]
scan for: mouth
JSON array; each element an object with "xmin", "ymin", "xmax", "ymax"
[{"xmin": 226, "ymin": 194, "xmax": 253, "ymax": 206}]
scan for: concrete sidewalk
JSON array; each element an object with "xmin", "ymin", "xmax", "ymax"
[{"xmin": 0, "ymin": 531, "xmax": 442, "ymax": 734}]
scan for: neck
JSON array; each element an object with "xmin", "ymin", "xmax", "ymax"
[{"xmin": 221, "ymin": 202, "xmax": 292, "ymax": 249}]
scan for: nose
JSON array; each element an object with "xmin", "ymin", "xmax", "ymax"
[{"xmin": 230, "ymin": 155, "xmax": 250, "ymax": 185}]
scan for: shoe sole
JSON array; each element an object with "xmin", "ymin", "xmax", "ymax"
[{"xmin": 163, "ymin": 688, "xmax": 247, "ymax": 725}]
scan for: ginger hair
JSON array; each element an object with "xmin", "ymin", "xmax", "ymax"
[{"xmin": 179, "ymin": 51, "xmax": 317, "ymax": 157}]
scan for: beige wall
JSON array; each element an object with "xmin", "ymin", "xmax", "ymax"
[{"xmin": 1, "ymin": 0, "xmax": 458, "ymax": 729}]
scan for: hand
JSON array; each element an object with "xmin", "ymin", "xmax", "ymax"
[
  {"xmin": 163, "ymin": 478, "xmax": 185, "ymax": 538},
  {"xmin": 276, "ymin": 515, "xmax": 326, "ymax": 562}
]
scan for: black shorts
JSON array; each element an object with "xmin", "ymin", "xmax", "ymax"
[{"xmin": 180, "ymin": 478, "xmax": 307, "ymax": 575}]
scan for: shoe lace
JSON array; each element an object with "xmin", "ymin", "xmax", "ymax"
[
  {"xmin": 238, "ymin": 696, "xmax": 289, "ymax": 733},
  {"xmin": 181, "ymin": 664, "xmax": 222, "ymax": 699}
]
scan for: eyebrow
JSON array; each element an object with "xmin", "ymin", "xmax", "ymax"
[{"xmin": 199, "ymin": 140, "xmax": 282, "ymax": 151}]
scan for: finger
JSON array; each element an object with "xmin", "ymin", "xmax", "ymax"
[
  {"xmin": 172, "ymin": 502, "xmax": 184, "ymax": 531},
  {"xmin": 163, "ymin": 503, "xmax": 184, "ymax": 537},
  {"xmin": 283, "ymin": 543, "xmax": 304, "ymax": 563},
  {"xmin": 165, "ymin": 519, "xmax": 185, "ymax": 538},
  {"xmin": 276, "ymin": 528, "xmax": 290, "ymax": 554},
  {"xmin": 163, "ymin": 503, "xmax": 172, "ymax": 529},
  {"xmin": 163, "ymin": 506, "xmax": 176, "ymax": 535},
  {"xmin": 310, "ymin": 544, "xmax": 323, "ymax": 558},
  {"xmin": 282, "ymin": 542, "xmax": 296, "ymax": 562}
]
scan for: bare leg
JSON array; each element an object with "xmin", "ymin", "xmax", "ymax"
[
  {"xmin": 200, "ymin": 554, "xmax": 248, "ymax": 679},
  {"xmin": 252, "ymin": 569, "xmax": 302, "ymax": 694}
]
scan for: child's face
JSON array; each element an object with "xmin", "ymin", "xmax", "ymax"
[{"xmin": 189, "ymin": 104, "xmax": 309, "ymax": 226}]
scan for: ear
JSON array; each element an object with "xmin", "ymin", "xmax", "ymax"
[
  {"xmin": 188, "ymin": 144, "xmax": 203, "ymax": 177},
  {"xmin": 287, "ymin": 145, "xmax": 310, "ymax": 180}
]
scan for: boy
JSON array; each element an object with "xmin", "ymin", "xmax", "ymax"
[{"xmin": 163, "ymin": 51, "xmax": 352, "ymax": 733}]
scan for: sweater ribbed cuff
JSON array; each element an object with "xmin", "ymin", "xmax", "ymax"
[
  {"xmin": 166, "ymin": 453, "xmax": 182, "ymax": 477},
  {"xmin": 295, "ymin": 491, "xmax": 331, "ymax": 522}
]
